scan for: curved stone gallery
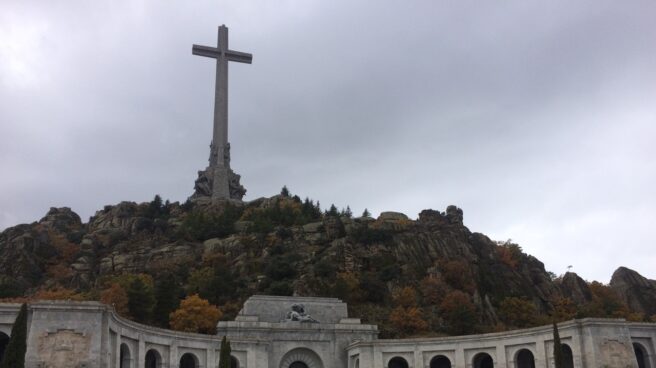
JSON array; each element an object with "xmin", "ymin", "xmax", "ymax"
[{"xmin": 0, "ymin": 296, "xmax": 655, "ymax": 368}]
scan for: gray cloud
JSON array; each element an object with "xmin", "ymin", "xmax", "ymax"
[{"xmin": 1, "ymin": 0, "xmax": 655, "ymax": 282}]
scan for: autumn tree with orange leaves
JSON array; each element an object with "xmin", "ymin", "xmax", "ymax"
[
  {"xmin": 388, "ymin": 286, "xmax": 428, "ymax": 337},
  {"xmin": 101, "ymin": 283, "xmax": 129, "ymax": 317},
  {"xmin": 439, "ymin": 290, "xmax": 477, "ymax": 335},
  {"xmin": 169, "ymin": 294, "xmax": 222, "ymax": 334}
]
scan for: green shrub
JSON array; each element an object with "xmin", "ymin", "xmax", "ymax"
[
  {"xmin": 179, "ymin": 204, "xmax": 243, "ymax": 241},
  {"xmin": 267, "ymin": 281, "xmax": 294, "ymax": 296}
]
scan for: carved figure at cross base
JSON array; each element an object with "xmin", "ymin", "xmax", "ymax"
[{"xmin": 189, "ymin": 25, "xmax": 251, "ymax": 201}]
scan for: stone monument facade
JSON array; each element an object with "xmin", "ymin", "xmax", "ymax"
[
  {"xmin": 1, "ymin": 298, "xmax": 656, "ymax": 368},
  {"xmin": 190, "ymin": 25, "xmax": 251, "ymax": 201}
]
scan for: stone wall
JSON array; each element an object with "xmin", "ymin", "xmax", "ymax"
[
  {"xmin": 348, "ymin": 319, "xmax": 656, "ymax": 368},
  {"xmin": 0, "ymin": 300, "xmax": 655, "ymax": 368}
]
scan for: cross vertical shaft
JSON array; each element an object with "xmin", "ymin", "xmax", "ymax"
[{"xmin": 214, "ymin": 25, "xmax": 229, "ymax": 166}]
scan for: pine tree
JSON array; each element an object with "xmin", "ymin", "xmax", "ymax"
[
  {"xmin": 280, "ymin": 186, "xmax": 290, "ymax": 197},
  {"xmin": 153, "ymin": 274, "xmax": 180, "ymax": 328},
  {"xmin": 326, "ymin": 204, "xmax": 339, "ymax": 217},
  {"xmin": 147, "ymin": 194, "xmax": 164, "ymax": 218},
  {"xmin": 344, "ymin": 206, "xmax": 353, "ymax": 218},
  {"xmin": 362, "ymin": 208, "xmax": 371, "ymax": 218},
  {"xmin": 553, "ymin": 322, "xmax": 564, "ymax": 368},
  {"xmin": 218, "ymin": 336, "xmax": 232, "ymax": 368},
  {"xmin": 0, "ymin": 303, "xmax": 28, "ymax": 368},
  {"xmin": 127, "ymin": 278, "xmax": 155, "ymax": 324}
]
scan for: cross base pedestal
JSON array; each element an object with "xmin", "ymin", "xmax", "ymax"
[{"xmin": 190, "ymin": 165, "xmax": 246, "ymax": 201}]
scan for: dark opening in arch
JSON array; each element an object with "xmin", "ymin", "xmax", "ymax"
[
  {"xmin": 561, "ymin": 343, "xmax": 574, "ymax": 368},
  {"xmin": 0, "ymin": 332, "xmax": 9, "ymax": 364},
  {"xmin": 473, "ymin": 352, "xmax": 494, "ymax": 368},
  {"xmin": 145, "ymin": 349, "xmax": 161, "ymax": 368},
  {"xmin": 290, "ymin": 362, "xmax": 309, "ymax": 368},
  {"xmin": 180, "ymin": 353, "xmax": 198, "ymax": 368},
  {"xmin": 119, "ymin": 343, "xmax": 131, "ymax": 368},
  {"xmin": 388, "ymin": 356, "xmax": 409, "ymax": 368},
  {"xmin": 634, "ymin": 343, "xmax": 651, "ymax": 368},
  {"xmin": 515, "ymin": 349, "xmax": 535, "ymax": 368},
  {"xmin": 430, "ymin": 355, "xmax": 452, "ymax": 368},
  {"xmin": 230, "ymin": 355, "xmax": 239, "ymax": 368}
]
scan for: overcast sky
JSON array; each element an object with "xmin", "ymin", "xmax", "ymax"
[{"xmin": 1, "ymin": 0, "xmax": 655, "ymax": 283}]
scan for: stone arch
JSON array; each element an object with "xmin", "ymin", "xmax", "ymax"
[
  {"xmin": 119, "ymin": 343, "xmax": 131, "ymax": 368},
  {"xmin": 279, "ymin": 348, "xmax": 324, "ymax": 368},
  {"xmin": 561, "ymin": 343, "xmax": 574, "ymax": 368},
  {"xmin": 514, "ymin": 349, "xmax": 535, "ymax": 368},
  {"xmin": 634, "ymin": 342, "xmax": 652, "ymax": 368},
  {"xmin": 473, "ymin": 352, "xmax": 494, "ymax": 368},
  {"xmin": 430, "ymin": 355, "xmax": 451, "ymax": 368},
  {"xmin": 230, "ymin": 355, "xmax": 239, "ymax": 368},
  {"xmin": 180, "ymin": 352, "xmax": 199, "ymax": 368},
  {"xmin": 387, "ymin": 356, "xmax": 409, "ymax": 368},
  {"xmin": 145, "ymin": 349, "xmax": 162, "ymax": 368},
  {"xmin": 0, "ymin": 331, "xmax": 9, "ymax": 364}
]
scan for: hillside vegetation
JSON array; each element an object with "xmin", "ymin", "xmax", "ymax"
[{"xmin": 1, "ymin": 189, "xmax": 655, "ymax": 337}]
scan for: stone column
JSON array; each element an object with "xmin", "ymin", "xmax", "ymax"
[
  {"xmin": 138, "ymin": 334, "xmax": 145, "ymax": 368},
  {"xmin": 372, "ymin": 345, "xmax": 383, "ymax": 368},
  {"xmin": 115, "ymin": 334, "xmax": 121, "ymax": 368},
  {"xmin": 205, "ymin": 345, "xmax": 214, "ymax": 368},
  {"xmin": 535, "ymin": 337, "xmax": 546, "ymax": 368},
  {"xmin": 453, "ymin": 347, "xmax": 465, "ymax": 368},
  {"xmin": 413, "ymin": 348, "xmax": 422, "ymax": 368},
  {"xmin": 495, "ymin": 345, "xmax": 507, "ymax": 368},
  {"xmin": 168, "ymin": 343, "xmax": 178, "ymax": 368}
]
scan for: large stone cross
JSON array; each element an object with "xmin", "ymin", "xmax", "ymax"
[
  {"xmin": 190, "ymin": 25, "xmax": 251, "ymax": 201},
  {"xmin": 192, "ymin": 25, "xmax": 252, "ymax": 168}
]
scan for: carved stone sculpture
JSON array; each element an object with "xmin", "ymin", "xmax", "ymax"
[{"xmin": 284, "ymin": 304, "xmax": 318, "ymax": 323}]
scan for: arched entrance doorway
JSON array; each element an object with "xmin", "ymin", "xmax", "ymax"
[
  {"xmin": 515, "ymin": 349, "xmax": 535, "ymax": 368},
  {"xmin": 634, "ymin": 343, "xmax": 651, "ymax": 368},
  {"xmin": 145, "ymin": 349, "xmax": 162, "ymax": 368},
  {"xmin": 430, "ymin": 355, "xmax": 451, "ymax": 368},
  {"xmin": 388, "ymin": 357, "xmax": 409, "ymax": 368},
  {"xmin": 279, "ymin": 348, "xmax": 323, "ymax": 368},
  {"xmin": 180, "ymin": 353, "xmax": 198, "ymax": 368},
  {"xmin": 119, "ymin": 343, "xmax": 131, "ymax": 368},
  {"xmin": 561, "ymin": 343, "xmax": 574, "ymax": 368},
  {"xmin": 230, "ymin": 355, "xmax": 239, "ymax": 368},
  {"xmin": 0, "ymin": 332, "xmax": 9, "ymax": 364},
  {"xmin": 473, "ymin": 352, "xmax": 494, "ymax": 368}
]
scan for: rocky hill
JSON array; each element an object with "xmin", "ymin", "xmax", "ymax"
[{"xmin": 1, "ymin": 193, "xmax": 654, "ymax": 336}]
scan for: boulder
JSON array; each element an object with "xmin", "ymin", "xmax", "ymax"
[
  {"xmin": 323, "ymin": 217, "xmax": 345, "ymax": 240},
  {"xmin": 303, "ymin": 222, "xmax": 324, "ymax": 233},
  {"xmin": 559, "ymin": 272, "xmax": 592, "ymax": 305},
  {"xmin": 377, "ymin": 212, "xmax": 409, "ymax": 222},
  {"xmin": 39, "ymin": 207, "xmax": 82, "ymax": 232},
  {"xmin": 610, "ymin": 267, "xmax": 656, "ymax": 316},
  {"xmin": 445, "ymin": 205, "xmax": 463, "ymax": 225}
]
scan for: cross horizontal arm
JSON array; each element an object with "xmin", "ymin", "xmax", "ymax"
[
  {"xmin": 225, "ymin": 50, "xmax": 253, "ymax": 64},
  {"xmin": 192, "ymin": 44, "xmax": 220, "ymax": 58}
]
